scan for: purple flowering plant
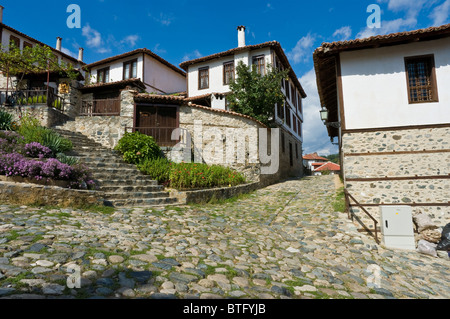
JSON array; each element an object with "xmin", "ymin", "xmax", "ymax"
[{"xmin": 24, "ymin": 142, "xmax": 53, "ymax": 159}]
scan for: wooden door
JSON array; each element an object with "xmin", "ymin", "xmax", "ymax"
[{"xmin": 136, "ymin": 105, "xmax": 178, "ymax": 146}]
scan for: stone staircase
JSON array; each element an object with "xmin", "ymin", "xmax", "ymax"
[{"xmin": 52, "ymin": 128, "xmax": 179, "ymax": 208}]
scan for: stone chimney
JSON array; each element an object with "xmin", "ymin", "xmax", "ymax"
[
  {"xmin": 78, "ymin": 47, "xmax": 84, "ymax": 62},
  {"xmin": 0, "ymin": 5, "xmax": 4, "ymax": 24},
  {"xmin": 237, "ymin": 26, "xmax": 246, "ymax": 48},
  {"xmin": 56, "ymin": 37, "xmax": 62, "ymax": 51}
]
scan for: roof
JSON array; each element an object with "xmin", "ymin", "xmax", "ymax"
[
  {"xmin": 303, "ymin": 153, "xmax": 329, "ymax": 161},
  {"xmin": 80, "ymin": 78, "xmax": 146, "ymax": 92},
  {"xmin": 179, "ymin": 41, "xmax": 307, "ymax": 98},
  {"xmin": 85, "ymin": 48, "xmax": 186, "ymax": 77},
  {"xmin": 315, "ymin": 162, "xmax": 341, "ymax": 172},
  {"xmin": 0, "ymin": 22, "xmax": 84, "ymax": 66},
  {"xmin": 313, "ymin": 23, "xmax": 450, "ymax": 139},
  {"xmin": 134, "ymin": 93, "xmax": 267, "ymax": 128}
]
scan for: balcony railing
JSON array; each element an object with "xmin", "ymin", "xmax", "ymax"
[
  {"xmin": 0, "ymin": 89, "xmax": 65, "ymax": 111},
  {"xmin": 80, "ymin": 99, "xmax": 121, "ymax": 116},
  {"xmin": 125, "ymin": 127, "xmax": 181, "ymax": 147}
]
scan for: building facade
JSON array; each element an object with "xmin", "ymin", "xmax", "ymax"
[{"xmin": 314, "ymin": 24, "xmax": 450, "ymax": 226}]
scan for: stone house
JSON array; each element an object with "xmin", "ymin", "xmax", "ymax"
[
  {"xmin": 303, "ymin": 152, "xmax": 329, "ymax": 172},
  {"xmin": 179, "ymin": 26, "xmax": 306, "ymax": 180},
  {"xmin": 313, "ymin": 23, "xmax": 450, "ymax": 225}
]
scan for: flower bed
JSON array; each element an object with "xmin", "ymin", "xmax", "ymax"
[{"xmin": 0, "ymin": 130, "xmax": 96, "ymax": 190}]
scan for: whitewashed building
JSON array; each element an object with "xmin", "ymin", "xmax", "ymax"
[
  {"xmin": 314, "ymin": 24, "xmax": 450, "ymax": 226},
  {"xmin": 86, "ymin": 48, "xmax": 186, "ymax": 95},
  {"xmin": 179, "ymin": 26, "xmax": 306, "ymax": 178}
]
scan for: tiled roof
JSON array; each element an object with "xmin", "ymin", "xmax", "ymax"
[
  {"xmin": 80, "ymin": 78, "xmax": 146, "ymax": 90},
  {"xmin": 303, "ymin": 153, "xmax": 329, "ymax": 161},
  {"xmin": 85, "ymin": 48, "xmax": 186, "ymax": 77},
  {"xmin": 134, "ymin": 93, "xmax": 186, "ymax": 103},
  {"xmin": 180, "ymin": 41, "xmax": 307, "ymax": 98},
  {"xmin": 315, "ymin": 162, "xmax": 341, "ymax": 172},
  {"xmin": 314, "ymin": 23, "xmax": 450, "ymax": 56},
  {"xmin": 0, "ymin": 23, "xmax": 84, "ymax": 65}
]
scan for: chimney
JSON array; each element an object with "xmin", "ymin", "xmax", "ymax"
[
  {"xmin": 78, "ymin": 47, "xmax": 84, "ymax": 62},
  {"xmin": 237, "ymin": 26, "xmax": 246, "ymax": 48},
  {"xmin": 56, "ymin": 37, "xmax": 62, "ymax": 51},
  {"xmin": 0, "ymin": 5, "xmax": 4, "ymax": 24}
]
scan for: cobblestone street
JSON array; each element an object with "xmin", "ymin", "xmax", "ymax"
[{"xmin": 0, "ymin": 175, "xmax": 448, "ymax": 300}]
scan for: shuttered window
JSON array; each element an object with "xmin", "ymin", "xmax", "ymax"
[{"xmin": 405, "ymin": 55, "xmax": 439, "ymax": 103}]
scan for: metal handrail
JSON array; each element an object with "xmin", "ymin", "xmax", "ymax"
[{"xmin": 344, "ymin": 189, "xmax": 380, "ymax": 244}]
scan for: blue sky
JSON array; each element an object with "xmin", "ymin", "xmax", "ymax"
[{"xmin": 2, "ymin": 0, "xmax": 449, "ymax": 155}]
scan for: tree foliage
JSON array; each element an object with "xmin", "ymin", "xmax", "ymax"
[
  {"xmin": 0, "ymin": 43, "xmax": 78, "ymax": 90},
  {"xmin": 227, "ymin": 61, "xmax": 290, "ymax": 127}
]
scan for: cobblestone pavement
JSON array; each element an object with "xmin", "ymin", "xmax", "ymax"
[{"xmin": 0, "ymin": 176, "xmax": 448, "ymax": 299}]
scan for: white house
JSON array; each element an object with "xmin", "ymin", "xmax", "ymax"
[
  {"xmin": 179, "ymin": 26, "xmax": 306, "ymax": 144},
  {"xmin": 302, "ymin": 152, "xmax": 329, "ymax": 172},
  {"xmin": 0, "ymin": 5, "xmax": 85, "ymax": 96},
  {"xmin": 314, "ymin": 23, "xmax": 450, "ymax": 226},
  {"xmin": 86, "ymin": 48, "xmax": 186, "ymax": 95}
]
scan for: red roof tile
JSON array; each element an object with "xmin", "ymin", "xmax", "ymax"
[
  {"xmin": 315, "ymin": 162, "xmax": 341, "ymax": 172},
  {"xmin": 303, "ymin": 153, "xmax": 329, "ymax": 161}
]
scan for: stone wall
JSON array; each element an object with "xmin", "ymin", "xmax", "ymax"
[
  {"xmin": 0, "ymin": 104, "xmax": 70, "ymax": 128},
  {"xmin": 342, "ymin": 126, "xmax": 450, "ymax": 227},
  {"xmin": 0, "ymin": 181, "xmax": 105, "ymax": 208},
  {"xmin": 56, "ymin": 90, "xmax": 135, "ymax": 149}
]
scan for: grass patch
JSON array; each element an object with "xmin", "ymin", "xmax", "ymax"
[{"xmin": 332, "ymin": 187, "xmax": 346, "ymax": 213}]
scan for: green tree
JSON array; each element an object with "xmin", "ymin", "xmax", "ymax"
[
  {"xmin": 227, "ymin": 61, "xmax": 290, "ymax": 127},
  {"xmin": 0, "ymin": 43, "xmax": 78, "ymax": 93}
]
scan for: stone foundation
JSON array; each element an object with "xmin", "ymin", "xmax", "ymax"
[
  {"xmin": 342, "ymin": 126, "xmax": 450, "ymax": 227},
  {"xmin": 0, "ymin": 181, "xmax": 105, "ymax": 208},
  {"xmin": 0, "ymin": 104, "xmax": 70, "ymax": 128}
]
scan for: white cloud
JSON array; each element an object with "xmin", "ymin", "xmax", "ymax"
[
  {"xmin": 121, "ymin": 35, "xmax": 140, "ymax": 47},
  {"xmin": 299, "ymin": 68, "xmax": 338, "ymax": 156},
  {"xmin": 182, "ymin": 50, "xmax": 202, "ymax": 62},
  {"xmin": 287, "ymin": 34, "xmax": 316, "ymax": 64},
  {"xmin": 150, "ymin": 12, "xmax": 175, "ymax": 26},
  {"xmin": 153, "ymin": 43, "xmax": 167, "ymax": 55},
  {"xmin": 356, "ymin": 17, "xmax": 417, "ymax": 39},
  {"xmin": 333, "ymin": 26, "xmax": 352, "ymax": 41},
  {"xmin": 82, "ymin": 24, "xmax": 102, "ymax": 48},
  {"xmin": 430, "ymin": 0, "xmax": 450, "ymax": 25}
]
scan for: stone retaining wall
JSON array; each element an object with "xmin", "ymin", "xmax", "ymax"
[
  {"xmin": 170, "ymin": 182, "xmax": 261, "ymax": 205},
  {"xmin": 0, "ymin": 104, "xmax": 70, "ymax": 128},
  {"xmin": 342, "ymin": 126, "xmax": 450, "ymax": 227},
  {"xmin": 0, "ymin": 181, "xmax": 105, "ymax": 208}
]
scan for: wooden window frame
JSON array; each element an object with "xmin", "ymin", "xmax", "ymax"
[
  {"xmin": 404, "ymin": 54, "xmax": 439, "ymax": 104},
  {"xmin": 198, "ymin": 67, "xmax": 209, "ymax": 90},
  {"xmin": 9, "ymin": 35, "xmax": 20, "ymax": 48},
  {"xmin": 97, "ymin": 67, "xmax": 110, "ymax": 84},
  {"xmin": 123, "ymin": 59, "xmax": 138, "ymax": 80},
  {"xmin": 223, "ymin": 61, "xmax": 235, "ymax": 85},
  {"xmin": 252, "ymin": 55, "xmax": 266, "ymax": 76},
  {"xmin": 23, "ymin": 41, "xmax": 33, "ymax": 49}
]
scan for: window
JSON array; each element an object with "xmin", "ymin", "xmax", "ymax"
[
  {"xmin": 9, "ymin": 35, "xmax": 20, "ymax": 48},
  {"xmin": 405, "ymin": 55, "xmax": 438, "ymax": 103},
  {"xmin": 223, "ymin": 61, "xmax": 235, "ymax": 85},
  {"xmin": 277, "ymin": 103, "xmax": 285, "ymax": 120},
  {"xmin": 123, "ymin": 59, "xmax": 138, "ymax": 80},
  {"xmin": 293, "ymin": 116, "xmax": 297, "ymax": 133},
  {"xmin": 285, "ymin": 80, "xmax": 290, "ymax": 100},
  {"xmin": 199, "ymin": 67, "xmax": 209, "ymax": 90},
  {"xmin": 23, "ymin": 42, "xmax": 33, "ymax": 49},
  {"xmin": 297, "ymin": 94, "xmax": 303, "ymax": 114},
  {"xmin": 295, "ymin": 143, "xmax": 299, "ymax": 159},
  {"xmin": 285, "ymin": 104, "xmax": 291, "ymax": 128},
  {"xmin": 252, "ymin": 55, "xmax": 265, "ymax": 75},
  {"xmin": 97, "ymin": 67, "xmax": 110, "ymax": 84}
]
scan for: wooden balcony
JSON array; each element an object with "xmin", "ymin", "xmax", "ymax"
[{"xmin": 80, "ymin": 99, "xmax": 121, "ymax": 116}]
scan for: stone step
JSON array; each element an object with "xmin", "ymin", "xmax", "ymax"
[
  {"xmin": 105, "ymin": 197, "xmax": 179, "ymax": 208},
  {"xmin": 96, "ymin": 179, "xmax": 159, "ymax": 187},
  {"xmin": 100, "ymin": 185, "xmax": 164, "ymax": 193},
  {"xmin": 103, "ymin": 191, "xmax": 170, "ymax": 200},
  {"xmin": 79, "ymin": 162, "xmax": 137, "ymax": 170}
]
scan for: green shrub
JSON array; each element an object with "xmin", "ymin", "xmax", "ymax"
[
  {"xmin": 115, "ymin": 132, "xmax": 162, "ymax": 165},
  {"xmin": 56, "ymin": 152, "xmax": 79, "ymax": 166},
  {"xmin": 138, "ymin": 159, "xmax": 246, "ymax": 190},
  {"xmin": 18, "ymin": 113, "xmax": 72, "ymax": 155},
  {"xmin": 138, "ymin": 157, "xmax": 171, "ymax": 184},
  {"xmin": 0, "ymin": 110, "xmax": 13, "ymax": 130}
]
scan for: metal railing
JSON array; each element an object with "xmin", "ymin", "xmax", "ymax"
[
  {"xmin": 80, "ymin": 99, "xmax": 121, "ymax": 116},
  {"xmin": 344, "ymin": 189, "xmax": 380, "ymax": 244},
  {"xmin": 125, "ymin": 126, "xmax": 180, "ymax": 147},
  {"xmin": 0, "ymin": 89, "xmax": 65, "ymax": 111}
]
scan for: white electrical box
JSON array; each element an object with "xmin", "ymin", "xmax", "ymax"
[{"xmin": 380, "ymin": 206, "xmax": 416, "ymax": 250}]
